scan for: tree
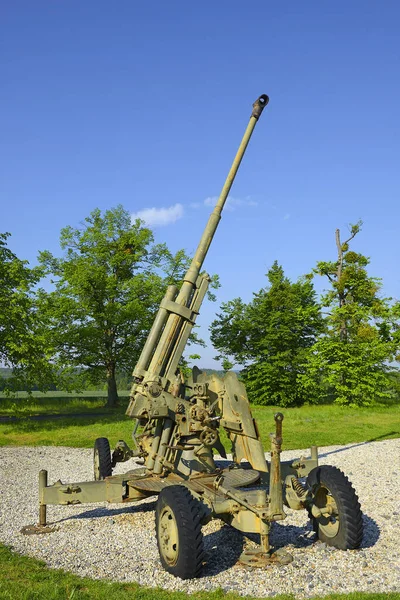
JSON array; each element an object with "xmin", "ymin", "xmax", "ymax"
[
  {"xmin": 210, "ymin": 261, "xmax": 324, "ymax": 406},
  {"xmin": 0, "ymin": 233, "xmax": 53, "ymax": 392},
  {"xmin": 38, "ymin": 206, "xmax": 196, "ymax": 407},
  {"xmin": 303, "ymin": 222, "xmax": 400, "ymax": 406}
]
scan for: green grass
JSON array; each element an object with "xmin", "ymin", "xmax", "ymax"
[
  {"xmin": 0, "ymin": 393, "xmax": 398, "ymax": 450},
  {"xmin": 0, "ymin": 390, "xmax": 130, "ymax": 416},
  {"xmin": 252, "ymin": 403, "xmax": 400, "ymax": 449},
  {"xmin": 0, "ymin": 544, "xmax": 398, "ymax": 600}
]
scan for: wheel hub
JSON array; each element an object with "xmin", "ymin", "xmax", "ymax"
[
  {"xmin": 159, "ymin": 507, "xmax": 179, "ymax": 565},
  {"xmin": 94, "ymin": 450, "xmax": 100, "ymax": 480},
  {"xmin": 314, "ymin": 486, "xmax": 340, "ymax": 537}
]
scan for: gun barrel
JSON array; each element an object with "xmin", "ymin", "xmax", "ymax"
[
  {"xmin": 183, "ymin": 94, "xmax": 269, "ymax": 289},
  {"xmin": 128, "ymin": 94, "xmax": 269, "ymax": 396}
]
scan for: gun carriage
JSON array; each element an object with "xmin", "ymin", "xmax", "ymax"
[{"xmin": 27, "ymin": 95, "xmax": 363, "ymax": 579}]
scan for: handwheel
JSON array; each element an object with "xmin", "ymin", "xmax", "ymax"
[
  {"xmin": 155, "ymin": 485, "xmax": 204, "ymax": 579},
  {"xmin": 307, "ymin": 465, "xmax": 363, "ymax": 549},
  {"xmin": 93, "ymin": 437, "xmax": 112, "ymax": 480}
]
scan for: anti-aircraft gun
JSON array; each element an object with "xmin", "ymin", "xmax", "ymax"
[{"xmin": 27, "ymin": 94, "xmax": 363, "ymax": 579}]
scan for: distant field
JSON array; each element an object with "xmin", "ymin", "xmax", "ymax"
[
  {"xmin": 0, "ymin": 390, "xmax": 130, "ymax": 416},
  {"xmin": 0, "ymin": 390, "xmax": 132, "ymax": 398},
  {"xmin": 0, "ymin": 392, "xmax": 398, "ymax": 450}
]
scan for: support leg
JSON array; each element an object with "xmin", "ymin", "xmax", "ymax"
[
  {"xmin": 20, "ymin": 469, "xmax": 57, "ymax": 535},
  {"xmin": 39, "ymin": 469, "xmax": 47, "ymax": 526}
]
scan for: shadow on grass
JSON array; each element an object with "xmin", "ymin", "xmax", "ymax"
[
  {"xmin": 318, "ymin": 431, "xmax": 399, "ymax": 458},
  {"xmin": 0, "ymin": 412, "xmax": 113, "ymax": 423},
  {"xmin": 1, "ymin": 411, "xmax": 129, "ymax": 433}
]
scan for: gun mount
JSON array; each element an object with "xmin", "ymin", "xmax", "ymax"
[{"xmin": 25, "ymin": 95, "xmax": 363, "ymax": 579}]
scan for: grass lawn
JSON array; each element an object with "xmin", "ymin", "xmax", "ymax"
[
  {"xmin": 0, "ymin": 544, "xmax": 398, "ymax": 600},
  {"xmin": 0, "ymin": 390, "xmax": 131, "ymax": 416},
  {"xmin": 0, "ymin": 392, "xmax": 399, "ymax": 450}
]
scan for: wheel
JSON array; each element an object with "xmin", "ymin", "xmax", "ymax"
[
  {"xmin": 93, "ymin": 437, "xmax": 112, "ymax": 480},
  {"xmin": 307, "ymin": 465, "xmax": 363, "ymax": 549},
  {"xmin": 155, "ymin": 485, "xmax": 204, "ymax": 579}
]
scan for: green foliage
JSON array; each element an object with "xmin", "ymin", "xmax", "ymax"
[
  {"xmin": 211, "ymin": 262, "xmax": 324, "ymax": 406},
  {"xmin": 305, "ymin": 223, "xmax": 400, "ymax": 406},
  {"xmin": 0, "ymin": 233, "xmax": 55, "ymax": 393},
  {"xmin": 178, "ymin": 353, "xmax": 202, "ymax": 379},
  {"xmin": 37, "ymin": 206, "xmax": 195, "ymax": 406}
]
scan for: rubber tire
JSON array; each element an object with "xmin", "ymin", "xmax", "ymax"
[
  {"xmin": 93, "ymin": 437, "xmax": 112, "ymax": 480},
  {"xmin": 307, "ymin": 465, "xmax": 363, "ymax": 550},
  {"xmin": 155, "ymin": 485, "xmax": 204, "ymax": 579}
]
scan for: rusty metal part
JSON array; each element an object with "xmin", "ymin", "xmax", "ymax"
[
  {"xmin": 292, "ymin": 476, "xmax": 307, "ymax": 497},
  {"xmin": 20, "ymin": 524, "xmax": 58, "ymax": 535},
  {"xmin": 239, "ymin": 547, "xmax": 293, "ymax": 568},
  {"xmin": 274, "ymin": 412, "xmax": 284, "ymax": 441},
  {"xmin": 251, "ymin": 94, "xmax": 269, "ymax": 120},
  {"xmin": 269, "ymin": 414, "xmax": 285, "ymax": 520},
  {"xmin": 39, "ymin": 469, "xmax": 47, "ymax": 525}
]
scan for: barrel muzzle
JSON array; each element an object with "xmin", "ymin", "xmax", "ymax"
[{"xmin": 252, "ymin": 94, "xmax": 269, "ymax": 120}]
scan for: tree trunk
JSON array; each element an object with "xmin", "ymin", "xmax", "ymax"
[
  {"xmin": 106, "ymin": 363, "xmax": 119, "ymax": 408},
  {"xmin": 335, "ymin": 228, "xmax": 347, "ymax": 341}
]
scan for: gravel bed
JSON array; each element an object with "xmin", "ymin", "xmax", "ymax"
[{"xmin": 0, "ymin": 440, "xmax": 399, "ymax": 598}]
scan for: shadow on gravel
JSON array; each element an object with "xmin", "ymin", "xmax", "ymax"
[
  {"xmin": 53, "ymin": 500, "xmax": 157, "ymax": 524},
  {"xmin": 360, "ymin": 513, "xmax": 380, "ymax": 548},
  {"xmin": 48, "ymin": 505, "xmax": 379, "ymax": 576},
  {"xmin": 202, "ymin": 524, "xmax": 245, "ymax": 576},
  {"xmin": 201, "ymin": 514, "xmax": 379, "ymax": 576},
  {"xmin": 201, "ymin": 520, "xmax": 318, "ymax": 576}
]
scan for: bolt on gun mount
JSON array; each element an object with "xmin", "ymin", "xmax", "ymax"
[{"xmin": 27, "ymin": 95, "xmax": 363, "ymax": 579}]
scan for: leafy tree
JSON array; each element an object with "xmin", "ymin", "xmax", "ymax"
[
  {"xmin": 210, "ymin": 261, "xmax": 324, "ymax": 406},
  {"xmin": 38, "ymin": 206, "xmax": 199, "ymax": 407},
  {"xmin": 303, "ymin": 222, "xmax": 400, "ymax": 406},
  {"xmin": 0, "ymin": 233, "xmax": 54, "ymax": 392}
]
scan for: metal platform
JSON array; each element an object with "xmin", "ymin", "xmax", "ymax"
[{"xmin": 127, "ymin": 466, "xmax": 261, "ymax": 494}]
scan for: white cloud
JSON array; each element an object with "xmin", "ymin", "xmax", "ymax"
[
  {"xmin": 204, "ymin": 196, "xmax": 218, "ymax": 207},
  {"xmin": 131, "ymin": 203, "xmax": 184, "ymax": 227},
  {"xmin": 283, "ymin": 213, "xmax": 291, "ymax": 220},
  {"xmin": 202, "ymin": 196, "xmax": 257, "ymax": 211}
]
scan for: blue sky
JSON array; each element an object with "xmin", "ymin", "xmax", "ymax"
[{"xmin": 1, "ymin": 1, "xmax": 399, "ymax": 367}]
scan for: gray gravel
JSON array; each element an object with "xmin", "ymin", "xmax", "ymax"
[{"xmin": 0, "ymin": 440, "xmax": 399, "ymax": 597}]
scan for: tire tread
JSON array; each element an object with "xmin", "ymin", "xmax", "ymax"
[
  {"xmin": 94, "ymin": 437, "xmax": 112, "ymax": 480},
  {"xmin": 307, "ymin": 465, "xmax": 363, "ymax": 549},
  {"xmin": 155, "ymin": 485, "xmax": 204, "ymax": 579}
]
